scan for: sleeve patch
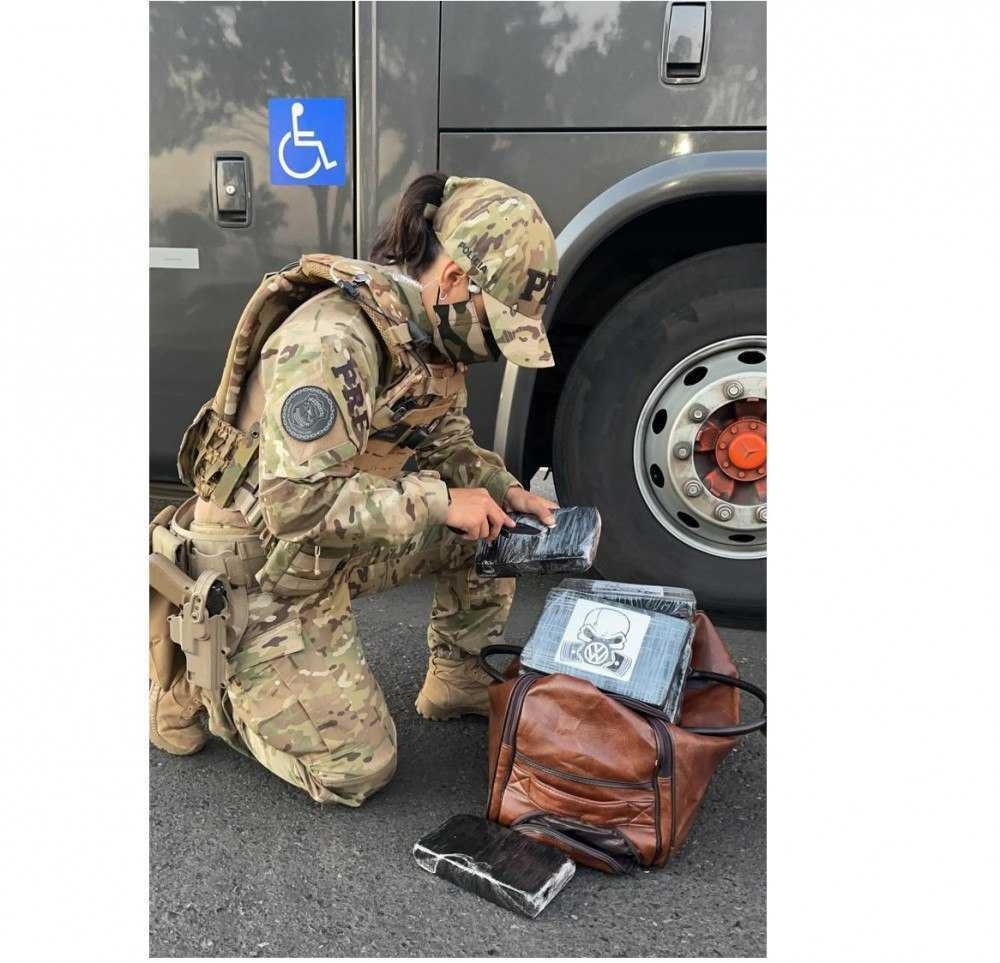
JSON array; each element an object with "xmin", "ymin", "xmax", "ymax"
[{"xmin": 281, "ymin": 386, "xmax": 337, "ymax": 441}]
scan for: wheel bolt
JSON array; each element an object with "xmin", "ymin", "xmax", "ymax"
[
  {"xmin": 756, "ymin": 505, "xmax": 767, "ymax": 523},
  {"xmin": 689, "ymin": 405, "xmax": 708, "ymax": 423},
  {"xmin": 673, "ymin": 443, "xmax": 691, "ymax": 460},
  {"xmin": 714, "ymin": 504, "xmax": 735, "ymax": 522},
  {"xmin": 683, "ymin": 480, "xmax": 703, "ymax": 498},
  {"xmin": 724, "ymin": 381, "xmax": 744, "ymax": 399}
]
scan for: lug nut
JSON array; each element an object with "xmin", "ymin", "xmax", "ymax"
[
  {"xmin": 714, "ymin": 503, "xmax": 735, "ymax": 522},
  {"xmin": 673, "ymin": 443, "xmax": 691, "ymax": 460},
  {"xmin": 689, "ymin": 405, "xmax": 708, "ymax": 423},
  {"xmin": 755, "ymin": 505, "xmax": 767, "ymax": 523},
  {"xmin": 724, "ymin": 381, "xmax": 744, "ymax": 399},
  {"xmin": 683, "ymin": 480, "xmax": 703, "ymax": 498}
]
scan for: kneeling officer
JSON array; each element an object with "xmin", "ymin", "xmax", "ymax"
[{"xmin": 149, "ymin": 174, "xmax": 559, "ymax": 806}]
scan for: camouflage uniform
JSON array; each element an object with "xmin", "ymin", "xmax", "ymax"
[
  {"xmin": 194, "ymin": 523, "xmax": 512, "ymax": 807},
  {"xmin": 155, "ymin": 177, "xmax": 557, "ymax": 806}
]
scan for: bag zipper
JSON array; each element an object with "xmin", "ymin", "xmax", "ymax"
[
  {"xmin": 514, "ymin": 751, "xmax": 652, "ymax": 789},
  {"xmin": 487, "ymin": 674, "xmax": 539, "ymax": 815},
  {"xmin": 649, "ymin": 718, "xmax": 675, "ymax": 859},
  {"xmin": 501, "ymin": 674, "xmax": 539, "ymax": 746},
  {"xmin": 511, "ymin": 815, "xmax": 631, "ymax": 875}
]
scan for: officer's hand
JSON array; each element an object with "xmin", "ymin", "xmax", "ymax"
[
  {"xmin": 503, "ymin": 486, "xmax": 559, "ymax": 527},
  {"xmin": 446, "ymin": 488, "xmax": 516, "ymax": 541}
]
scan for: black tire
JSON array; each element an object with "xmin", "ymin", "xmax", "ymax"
[{"xmin": 552, "ymin": 244, "xmax": 766, "ymax": 618}]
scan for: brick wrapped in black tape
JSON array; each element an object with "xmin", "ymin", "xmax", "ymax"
[
  {"xmin": 413, "ymin": 814, "xmax": 575, "ymax": 918},
  {"xmin": 474, "ymin": 506, "xmax": 601, "ymax": 578}
]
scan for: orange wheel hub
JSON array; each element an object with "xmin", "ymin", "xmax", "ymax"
[{"xmin": 714, "ymin": 417, "xmax": 767, "ymax": 481}]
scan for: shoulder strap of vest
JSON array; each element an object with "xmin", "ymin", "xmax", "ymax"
[
  {"xmin": 325, "ymin": 257, "xmax": 416, "ymax": 361},
  {"xmin": 210, "ymin": 258, "xmax": 332, "ymax": 424}
]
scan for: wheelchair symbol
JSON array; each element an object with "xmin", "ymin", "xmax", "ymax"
[{"xmin": 277, "ymin": 102, "xmax": 339, "ymax": 180}]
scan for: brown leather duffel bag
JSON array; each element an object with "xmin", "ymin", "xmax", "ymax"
[{"xmin": 481, "ymin": 612, "xmax": 765, "ymax": 874}]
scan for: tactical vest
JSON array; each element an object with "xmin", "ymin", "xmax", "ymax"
[{"xmin": 176, "ymin": 254, "xmax": 467, "ymax": 592}]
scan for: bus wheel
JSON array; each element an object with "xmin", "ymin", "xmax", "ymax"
[{"xmin": 552, "ymin": 244, "xmax": 766, "ymax": 618}]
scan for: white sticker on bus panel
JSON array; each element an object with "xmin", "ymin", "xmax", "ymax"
[{"xmin": 150, "ymin": 247, "xmax": 200, "ymax": 270}]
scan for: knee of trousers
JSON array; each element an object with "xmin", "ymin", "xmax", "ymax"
[
  {"xmin": 306, "ymin": 712, "xmax": 398, "ymax": 806},
  {"xmin": 229, "ymin": 585, "xmax": 398, "ymax": 806},
  {"xmin": 233, "ymin": 706, "xmax": 398, "ymax": 807}
]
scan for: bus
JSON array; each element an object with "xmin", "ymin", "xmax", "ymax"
[{"xmin": 150, "ymin": 1, "xmax": 766, "ymax": 615}]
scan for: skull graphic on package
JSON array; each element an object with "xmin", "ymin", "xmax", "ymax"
[{"xmin": 560, "ymin": 606, "xmax": 633, "ymax": 676}]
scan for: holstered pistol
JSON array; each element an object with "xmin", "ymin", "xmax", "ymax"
[{"xmin": 149, "ymin": 554, "xmax": 244, "ymax": 693}]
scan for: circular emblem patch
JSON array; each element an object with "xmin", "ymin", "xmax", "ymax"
[{"xmin": 281, "ymin": 386, "xmax": 336, "ymax": 442}]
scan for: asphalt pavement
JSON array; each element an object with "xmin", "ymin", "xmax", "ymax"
[{"xmin": 149, "ymin": 489, "xmax": 766, "ymax": 958}]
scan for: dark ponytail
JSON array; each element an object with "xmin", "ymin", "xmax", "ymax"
[{"xmin": 369, "ymin": 172, "xmax": 448, "ymax": 274}]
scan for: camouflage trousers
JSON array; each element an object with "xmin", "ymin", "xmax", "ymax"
[{"xmin": 188, "ymin": 518, "xmax": 515, "ymax": 807}]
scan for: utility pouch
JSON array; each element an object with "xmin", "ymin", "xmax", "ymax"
[
  {"xmin": 149, "ymin": 505, "xmax": 183, "ymax": 690},
  {"xmin": 177, "ymin": 402, "xmax": 257, "ymax": 507},
  {"xmin": 255, "ymin": 538, "xmax": 349, "ymax": 597},
  {"xmin": 348, "ymin": 438, "xmax": 415, "ymax": 478},
  {"xmin": 151, "ymin": 523, "xmax": 185, "ymax": 567}
]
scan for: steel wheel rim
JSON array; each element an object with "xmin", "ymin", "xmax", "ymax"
[{"xmin": 632, "ymin": 335, "xmax": 767, "ymax": 560}]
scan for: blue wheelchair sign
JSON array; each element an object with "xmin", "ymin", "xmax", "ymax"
[{"xmin": 269, "ymin": 98, "xmax": 346, "ymax": 186}]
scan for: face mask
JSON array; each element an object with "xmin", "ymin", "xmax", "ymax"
[{"xmin": 430, "ymin": 287, "xmax": 501, "ymax": 365}]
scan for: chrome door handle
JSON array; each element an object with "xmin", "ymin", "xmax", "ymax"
[{"xmin": 661, "ymin": 1, "xmax": 711, "ymax": 85}]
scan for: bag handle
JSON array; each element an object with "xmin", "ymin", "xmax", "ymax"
[
  {"xmin": 615, "ymin": 671, "xmax": 766, "ymax": 737},
  {"xmin": 479, "ymin": 644, "xmax": 532, "ymax": 683},
  {"xmin": 478, "ymin": 645, "xmax": 766, "ymax": 737}
]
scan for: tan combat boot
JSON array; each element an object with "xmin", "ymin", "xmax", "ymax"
[
  {"xmin": 415, "ymin": 643, "xmax": 493, "ymax": 720},
  {"xmin": 149, "ymin": 672, "xmax": 207, "ymax": 755}
]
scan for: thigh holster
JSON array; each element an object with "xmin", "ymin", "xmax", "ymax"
[
  {"xmin": 149, "ymin": 497, "xmax": 255, "ymax": 694},
  {"xmin": 149, "ymin": 554, "xmax": 248, "ymax": 694}
]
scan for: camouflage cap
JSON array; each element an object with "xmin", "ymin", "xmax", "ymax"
[{"xmin": 431, "ymin": 176, "xmax": 557, "ymax": 368}]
